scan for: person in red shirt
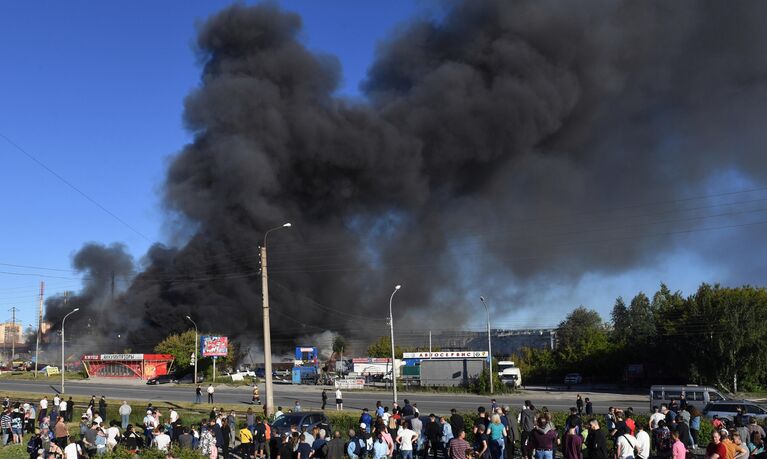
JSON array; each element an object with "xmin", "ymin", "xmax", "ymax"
[
  {"xmin": 706, "ymin": 430, "xmax": 728, "ymax": 459},
  {"xmin": 625, "ymin": 412, "xmax": 636, "ymax": 437},
  {"xmin": 712, "ymin": 416, "xmax": 724, "ymax": 430}
]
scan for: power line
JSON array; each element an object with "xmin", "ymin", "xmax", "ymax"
[{"xmin": 0, "ymin": 132, "xmax": 151, "ymax": 242}]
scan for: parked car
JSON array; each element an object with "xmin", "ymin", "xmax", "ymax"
[
  {"xmin": 564, "ymin": 373, "xmax": 583, "ymax": 385},
  {"xmin": 702, "ymin": 400, "xmax": 767, "ymax": 423},
  {"xmin": 175, "ymin": 373, "xmax": 203, "ymax": 384},
  {"xmin": 146, "ymin": 374, "xmax": 174, "ymax": 385},
  {"xmin": 270, "ymin": 412, "xmax": 330, "ymax": 434}
]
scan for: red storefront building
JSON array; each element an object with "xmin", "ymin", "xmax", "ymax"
[{"xmin": 81, "ymin": 353, "xmax": 174, "ymax": 380}]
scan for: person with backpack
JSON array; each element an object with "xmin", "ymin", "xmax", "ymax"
[
  {"xmin": 27, "ymin": 432, "xmax": 43, "ymax": 459},
  {"xmin": 254, "ymin": 417, "xmax": 268, "ymax": 459},
  {"xmin": 63, "ymin": 435, "xmax": 82, "ymax": 459},
  {"xmin": 615, "ymin": 426, "xmax": 637, "ymax": 459},
  {"xmin": 347, "ymin": 428, "xmax": 367, "ymax": 459},
  {"xmin": 311, "ymin": 429, "xmax": 328, "ymax": 459}
]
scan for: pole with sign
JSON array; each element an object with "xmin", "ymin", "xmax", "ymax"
[{"xmin": 213, "ymin": 356, "xmax": 216, "ymax": 383}]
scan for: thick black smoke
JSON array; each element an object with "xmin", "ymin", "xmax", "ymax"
[
  {"xmin": 45, "ymin": 243, "xmax": 134, "ymax": 348},
  {"xmin": 47, "ymin": 0, "xmax": 767, "ymax": 351}
]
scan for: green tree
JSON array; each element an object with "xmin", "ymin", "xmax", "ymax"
[
  {"xmin": 154, "ymin": 330, "xmax": 196, "ymax": 370},
  {"xmin": 556, "ymin": 306, "xmax": 604, "ymax": 350},
  {"xmin": 333, "ymin": 335, "xmax": 346, "ymax": 356},
  {"xmin": 681, "ymin": 284, "xmax": 767, "ymax": 391},
  {"xmin": 367, "ymin": 336, "xmax": 404, "ymax": 359},
  {"xmin": 628, "ymin": 292, "xmax": 655, "ymax": 344},
  {"xmin": 610, "ymin": 297, "xmax": 628, "ymax": 344}
]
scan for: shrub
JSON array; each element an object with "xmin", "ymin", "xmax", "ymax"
[{"xmin": 0, "ymin": 443, "xmax": 29, "ymax": 459}]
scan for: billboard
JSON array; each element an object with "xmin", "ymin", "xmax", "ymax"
[
  {"xmin": 352, "ymin": 358, "xmax": 391, "ymax": 364},
  {"xmin": 402, "ymin": 351, "xmax": 488, "ymax": 359},
  {"xmin": 82, "ymin": 354, "xmax": 144, "ymax": 361},
  {"xmin": 201, "ymin": 336, "xmax": 228, "ymax": 357}
]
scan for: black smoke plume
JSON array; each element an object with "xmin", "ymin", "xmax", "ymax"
[{"xmin": 46, "ymin": 0, "xmax": 767, "ymax": 352}]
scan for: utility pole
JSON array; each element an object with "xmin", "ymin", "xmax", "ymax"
[
  {"xmin": 388, "ymin": 285, "xmax": 401, "ymax": 405},
  {"xmin": 8, "ymin": 307, "xmax": 18, "ymax": 362},
  {"xmin": 260, "ymin": 244, "xmax": 273, "ymax": 415},
  {"xmin": 34, "ymin": 281, "xmax": 44, "ymax": 378},
  {"xmin": 261, "ymin": 223, "xmax": 291, "ymax": 417},
  {"xmin": 480, "ymin": 296, "xmax": 493, "ymax": 395}
]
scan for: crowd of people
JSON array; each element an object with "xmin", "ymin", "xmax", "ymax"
[{"xmin": 5, "ymin": 392, "xmax": 767, "ymax": 459}]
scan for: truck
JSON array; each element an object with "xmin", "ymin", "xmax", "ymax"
[
  {"xmin": 292, "ymin": 346, "xmax": 319, "ymax": 384},
  {"xmin": 498, "ymin": 361, "xmax": 522, "ymax": 388}
]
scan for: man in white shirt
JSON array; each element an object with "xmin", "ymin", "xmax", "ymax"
[
  {"xmin": 59, "ymin": 399, "xmax": 67, "ymax": 420},
  {"xmin": 106, "ymin": 422, "xmax": 121, "ymax": 450},
  {"xmin": 635, "ymin": 422, "xmax": 651, "ymax": 459},
  {"xmin": 40, "ymin": 397, "xmax": 49, "ymax": 419},
  {"xmin": 169, "ymin": 409, "xmax": 179, "ymax": 424},
  {"xmin": 153, "ymin": 428, "xmax": 171, "ymax": 452},
  {"xmin": 118, "ymin": 401, "xmax": 132, "ymax": 430},
  {"xmin": 63, "ymin": 437, "xmax": 82, "ymax": 459},
  {"xmin": 396, "ymin": 422, "xmax": 418, "ymax": 459},
  {"xmin": 207, "ymin": 384, "xmax": 215, "ymax": 404},
  {"xmin": 336, "ymin": 389, "xmax": 343, "ymax": 411},
  {"xmin": 143, "ymin": 410, "xmax": 156, "ymax": 445},
  {"xmin": 53, "ymin": 395, "xmax": 60, "ymax": 407},
  {"xmin": 649, "ymin": 406, "xmax": 665, "ymax": 430}
]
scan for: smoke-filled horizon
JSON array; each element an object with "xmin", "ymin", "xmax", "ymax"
[{"xmin": 45, "ymin": 0, "xmax": 767, "ymax": 353}]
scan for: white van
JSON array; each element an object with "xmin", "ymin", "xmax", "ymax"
[
  {"xmin": 498, "ymin": 361, "xmax": 522, "ymax": 388},
  {"xmin": 649, "ymin": 385, "xmax": 726, "ymax": 411}
]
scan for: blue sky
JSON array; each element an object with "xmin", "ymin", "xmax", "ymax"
[
  {"xmin": 0, "ymin": 0, "xmax": 755, "ymax": 335},
  {"xmin": 0, "ymin": 0, "xmax": 429, "ymax": 330}
]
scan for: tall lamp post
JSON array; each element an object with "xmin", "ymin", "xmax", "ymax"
[
  {"xmin": 479, "ymin": 296, "xmax": 493, "ymax": 394},
  {"xmin": 61, "ymin": 308, "xmax": 80, "ymax": 394},
  {"xmin": 388, "ymin": 284, "xmax": 401, "ymax": 405},
  {"xmin": 185, "ymin": 316, "xmax": 198, "ymax": 385},
  {"xmin": 262, "ymin": 222, "xmax": 291, "ymax": 416}
]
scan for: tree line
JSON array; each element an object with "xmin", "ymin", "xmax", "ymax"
[{"xmin": 514, "ymin": 283, "xmax": 767, "ymax": 391}]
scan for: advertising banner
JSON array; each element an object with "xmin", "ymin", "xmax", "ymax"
[
  {"xmin": 335, "ymin": 378, "xmax": 365, "ymax": 389},
  {"xmin": 201, "ymin": 336, "xmax": 228, "ymax": 357},
  {"xmin": 401, "ymin": 351, "xmax": 488, "ymax": 359}
]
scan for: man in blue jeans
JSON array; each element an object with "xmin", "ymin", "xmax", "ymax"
[
  {"xmin": 119, "ymin": 401, "xmax": 132, "ymax": 430},
  {"xmin": 397, "ymin": 421, "xmax": 418, "ymax": 459}
]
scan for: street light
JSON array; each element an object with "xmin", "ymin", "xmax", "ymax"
[
  {"xmin": 389, "ymin": 284, "xmax": 401, "ymax": 405},
  {"xmin": 479, "ymin": 296, "xmax": 493, "ymax": 395},
  {"xmin": 185, "ymin": 316, "xmax": 198, "ymax": 387},
  {"xmin": 61, "ymin": 308, "xmax": 80, "ymax": 394},
  {"xmin": 261, "ymin": 222, "xmax": 292, "ymax": 416}
]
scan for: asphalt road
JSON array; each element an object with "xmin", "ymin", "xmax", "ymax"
[{"xmin": 0, "ymin": 379, "xmax": 648, "ymax": 415}]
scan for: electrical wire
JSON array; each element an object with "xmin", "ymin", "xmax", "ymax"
[{"xmin": 0, "ymin": 132, "xmax": 151, "ymax": 242}]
